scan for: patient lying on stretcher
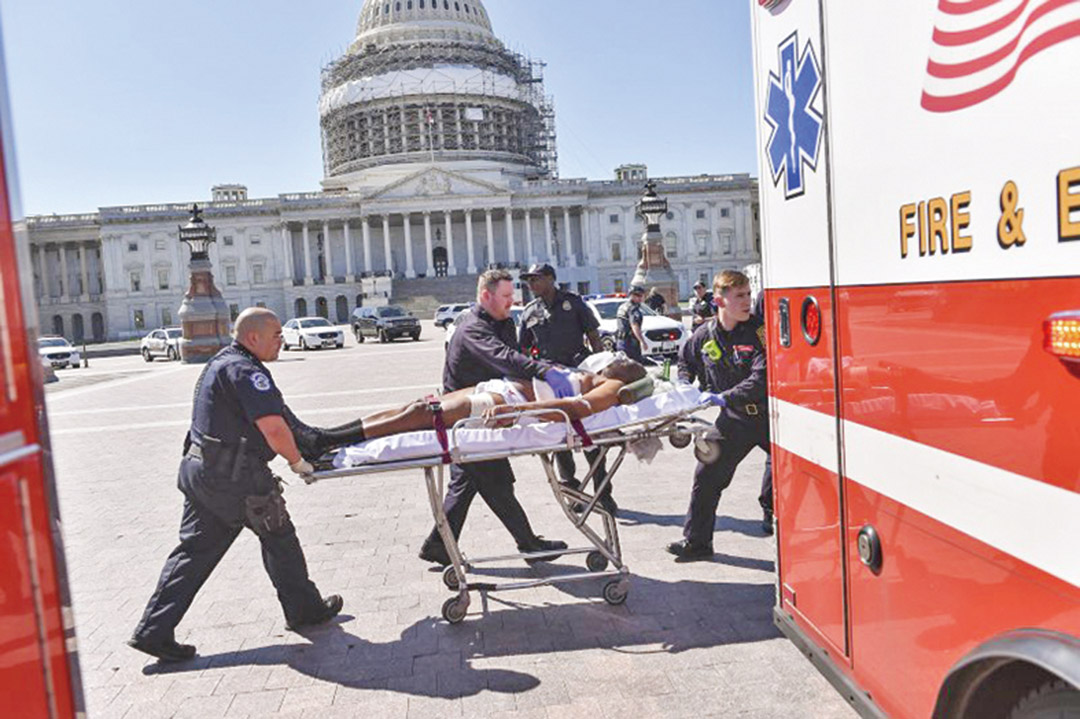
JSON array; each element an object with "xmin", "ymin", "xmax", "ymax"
[{"xmin": 287, "ymin": 354, "xmax": 648, "ymax": 462}]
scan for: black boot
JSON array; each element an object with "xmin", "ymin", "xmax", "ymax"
[
  {"xmin": 283, "ymin": 406, "xmax": 327, "ymax": 462},
  {"xmin": 318, "ymin": 419, "xmax": 367, "ymax": 450}
]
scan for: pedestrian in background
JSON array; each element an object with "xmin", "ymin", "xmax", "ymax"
[
  {"xmin": 690, "ymin": 280, "xmax": 714, "ymax": 328},
  {"xmin": 616, "ymin": 285, "xmax": 648, "ymax": 363}
]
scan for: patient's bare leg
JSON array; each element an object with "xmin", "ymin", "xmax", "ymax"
[{"xmin": 363, "ymin": 388, "xmax": 503, "ymax": 440}]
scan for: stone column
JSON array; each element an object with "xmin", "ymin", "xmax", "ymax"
[
  {"xmin": 465, "ymin": 210, "xmax": 477, "ymax": 274},
  {"xmin": 281, "ymin": 224, "xmax": 294, "ymax": 285},
  {"xmin": 382, "ymin": 216, "xmax": 392, "ymax": 273},
  {"xmin": 302, "ymin": 222, "xmax": 313, "ymax": 284},
  {"xmin": 484, "ymin": 208, "xmax": 495, "ymax": 268},
  {"xmin": 58, "ymin": 244, "xmax": 69, "ymax": 300},
  {"xmin": 563, "ymin": 207, "xmax": 575, "ymax": 267},
  {"xmin": 362, "ymin": 216, "xmax": 373, "ymax": 275},
  {"xmin": 322, "ymin": 220, "xmax": 331, "ymax": 281},
  {"xmin": 544, "ymin": 208, "xmax": 554, "ymax": 264},
  {"xmin": 38, "ymin": 246, "xmax": 49, "ymax": 299},
  {"xmin": 423, "ymin": 211, "xmax": 434, "ymax": 276},
  {"xmin": 580, "ymin": 208, "xmax": 592, "ymax": 265},
  {"xmin": 78, "ymin": 243, "xmax": 90, "ymax": 298},
  {"xmin": 524, "ymin": 209, "xmax": 535, "ymax": 264},
  {"xmin": 708, "ymin": 201, "xmax": 719, "ymax": 255},
  {"xmin": 681, "ymin": 204, "xmax": 691, "ymax": 259},
  {"xmin": 623, "ymin": 208, "xmax": 634, "ymax": 266},
  {"xmin": 344, "ymin": 220, "xmax": 355, "ymax": 280},
  {"xmin": 505, "ymin": 208, "xmax": 516, "ymax": 265},
  {"xmin": 403, "ymin": 213, "xmax": 416, "ymax": 278},
  {"xmin": 444, "ymin": 212, "xmax": 457, "ymax": 276}
]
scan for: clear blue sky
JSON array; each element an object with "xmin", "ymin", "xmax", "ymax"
[{"xmin": 0, "ymin": 0, "xmax": 757, "ymax": 216}]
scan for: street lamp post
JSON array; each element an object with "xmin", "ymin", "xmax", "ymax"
[
  {"xmin": 177, "ymin": 204, "xmax": 231, "ymax": 363},
  {"xmin": 631, "ymin": 181, "xmax": 681, "ymax": 318}
]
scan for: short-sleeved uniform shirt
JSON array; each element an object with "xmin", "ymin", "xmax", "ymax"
[
  {"xmin": 616, "ymin": 300, "xmax": 644, "ymax": 342},
  {"xmin": 691, "ymin": 291, "xmax": 715, "ymax": 325},
  {"xmin": 518, "ymin": 289, "xmax": 600, "ymax": 366}
]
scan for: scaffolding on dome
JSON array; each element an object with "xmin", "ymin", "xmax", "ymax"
[{"xmin": 320, "ymin": 42, "xmax": 557, "ymax": 178}]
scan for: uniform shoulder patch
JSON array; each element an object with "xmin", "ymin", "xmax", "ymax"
[
  {"xmin": 756, "ymin": 325, "xmax": 767, "ymax": 346},
  {"xmin": 562, "ymin": 299, "xmax": 572, "ymax": 312},
  {"xmin": 251, "ymin": 371, "xmax": 272, "ymax": 392}
]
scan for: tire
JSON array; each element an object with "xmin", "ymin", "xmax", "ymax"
[
  {"xmin": 586, "ymin": 551, "xmax": 609, "ymax": 573},
  {"xmin": 141, "ymin": 348, "xmax": 153, "ymax": 363},
  {"xmin": 694, "ymin": 438, "xmax": 723, "ymax": 465},
  {"xmin": 668, "ymin": 430, "xmax": 692, "ymax": 449},
  {"xmin": 299, "ymin": 337, "xmax": 307, "ymax": 351},
  {"xmin": 601, "ymin": 335, "xmax": 616, "ymax": 352},
  {"xmin": 442, "ymin": 566, "xmax": 461, "ymax": 591},
  {"xmin": 166, "ymin": 346, "xmax": 177, "ymax": 361},
  {"xmin": 602, "ymin": 580, "xmax": 628, "ymax": 606},
  {"xmin": 441, "ymin": 596, "xmax": 467, "ymax": 624},
  {"xmin": 336, "ymin": 343, "xmax": 344, "ymax": 349},
  {"xmin": 355, "ymin": 328, "xmax": 364, "ymax": 343},
  {"xmin": 412, "ymin": 332, "xmax": 420, "ymax": 342},
  {"xmin": 1009, "ymin": 680, "xmax": 1080, "ymax": 719},
  {"xmin": 379, "ymin": 329, "xmax": 389, "ymax": 343}
]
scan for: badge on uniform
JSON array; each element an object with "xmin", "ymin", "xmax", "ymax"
[
  {"xmin": 703, "ymin": 339, "xmax": 723, "ymax": 361},
  {"xmin": 562, "ymin": 300, "xmax": 572, "ymax": 312},
  {"xmin": 251, "ymin": 372, "xmax": 272, "ymax": 392}
]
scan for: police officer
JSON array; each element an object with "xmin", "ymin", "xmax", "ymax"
[
  {"xmin": 518, "ymin": 263, "xmax": 616, "ymax": 514},
  {"xmin": 616, "ymin": 285, "xmax": 648, "ymax": 363},
  {"xmin": 129, "ymin": 308, "xmax": 341, "ymax": 662},
  {"xmin": 667, "ymin": 269, "xmax": 770, "ymax": 561},
  {"xmin": 690, "ymin": 280, "xmax": 715, "ymax": 328},
  {"xmin": 419, "ymin": 268, "xmax": 573, "ymax": 566}
]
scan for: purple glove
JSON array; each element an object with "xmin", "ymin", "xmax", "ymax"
[
  {"xmin": 545, "ymin": 367, "xmax": 575, "ymax": 398},
  {"xmin": 701, "ymin": 391, "xmax": 727, "ymax": 408}
]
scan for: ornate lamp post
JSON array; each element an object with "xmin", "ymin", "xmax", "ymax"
[
  {"xmin": 631, "ymin": 181, "xmax": 681, "ymax": 318},
  {"xmin": 177, "ymin": 204, "xmax": 231, "ymax": 363}
]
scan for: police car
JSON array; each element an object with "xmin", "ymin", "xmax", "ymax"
[
  {"xmin": 139, "ymin": 327, "xmax": 182, "ymax": 361},
  {"xmin": 37, "ymin": 336, "xmax": 81, "ymax": 369},
  {"xmin": 282, "ymin": 316, "xmax": 345, "ymax": 350},
  {"xmin": 586, "ymin": 297, "xmax": 687, "ymax": 360}
]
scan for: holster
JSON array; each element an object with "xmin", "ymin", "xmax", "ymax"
[{"xmin": 244, "ymin": 476, "xmax": 291, "ymax": 536}]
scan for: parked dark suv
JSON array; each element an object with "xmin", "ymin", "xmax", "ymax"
[{"xmin": 351, "ymin": 305, "xmax": 421, "ymax": 343}]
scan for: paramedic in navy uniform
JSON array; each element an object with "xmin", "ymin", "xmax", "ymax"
[
  {"xmin": 667, "ymin": 269, "xmax": 770, "ymax": 561},
  {"xmin": 518, "ymin": 263, "xmax": 618, "ymax": 514},
  {"xmin": 128, "ymin": 308, "xmax": 341, "ymax": 662},
  {"xmin": 419, "ymin": 268, "xmax": 574, "ymax": 566}
]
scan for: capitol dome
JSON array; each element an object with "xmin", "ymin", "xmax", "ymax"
[{"xmin": 320, "ymin": 0, "xmax": 557, "ymax": 188}]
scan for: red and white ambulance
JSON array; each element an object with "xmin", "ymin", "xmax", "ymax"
[
  {"xmin": 751, "ymin": 1, "xmax": 1080, "ymax": 717},
  {"xmin": 0, "ymin": 23, "xmax": 85, "ymax": 719}
]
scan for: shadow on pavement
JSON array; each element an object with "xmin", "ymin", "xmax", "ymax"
[{"xmin": 618, "ymin": 509, "xmax": 772, "ymax": 539}]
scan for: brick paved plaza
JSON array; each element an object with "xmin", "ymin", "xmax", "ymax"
[{"xmin": 45, "ymin": 322, "xmax": 856, "ymax": 718}]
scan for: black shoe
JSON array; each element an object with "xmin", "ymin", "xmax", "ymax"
[
  {"xmin": 598, "ymin": 494, "xmax": 619, "ymax": 517},
  {"xmin": 127, "ymin": 636, "xmax": 197, "ymax": 663},
  {"xmin": 519, "ymin": 536, "xmax": 568, "ymax": 564},
  {"xmin": 762, "ymin": 510, "xmax": 774, "ymax": 536},
  {"xmin": 418, "ymin": 539, "xmax": 451, "ymax": 566},
  {"xmin": 286, "ymin": 594, "xmax": 343, "ymax": 631},
  {"xmin": 294, "ymin": 425, "xmax": 328, "ymax": 463},
  {"xmin": 666, "ymin": 540, "xmax": 714, "ymax": 562}
]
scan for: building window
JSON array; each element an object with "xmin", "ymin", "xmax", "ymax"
[
  {"xmin": 225, "ymin": 266, "xmax": 237, "ymax": 286},
  {"xmin": 696, "ymin": 234, "xmax": 708, "ymax": 257},
  {"xmin": 252, "ymin": 264, "xmax": 264, "ymax": 284},
  {"xmin": 666, "ymin": 212, "xmax": 674, "ymax": 221},
  {"xmin": 128, "ymin": 241, "xmax": 138, "ymax": 252},
  {"xmin": 133, "ymin": 309, "xmax": 145, "ymax": 330},
  {"xmin": 723, "ymin": 233, "xmax": 733, "ymax": 254},
  {"xmin": 664, "ymin": 233, "xmax": 678, "ymax": 259},
  {"xmin": 158, "ymin": 269, "xmax": 169, "ymax": 290},
  {"xmin": 696, "ymin": 209, "xmax": 706, "ymax": 219},
  {"xmin": 130, "ymin": 272, "xmax": 141, "ymax": 292},
  {"xmin": 577, "ymin": 281, "xmax": 590, "ymax": 295},
  {"xmin": 250, "ymin": 234, "xmax": 261, "ymax": 245},
  {"xmin": 255, "ymin": 301, "xmax": 267, "ymax": 308},
  {"xmin": 609, "ymin": 214, "xmax": 619, "ymax": 224},
  {"xmin": 223, "ymin": 235, "xmax": 234, "ymax": 247},
  {"xmin": 699, "ymin": 272, "xmax": 711, "ymax": 287},
  {"xmin": 611, "ymin": 242, "xmax": 622, "ymax": 262},
  {"xmin": 721, "ymin": 207, "xmax": 730, "ymax": 218},
  {"xmin": 613, "ymin": 277, "xmax": 625, "ymax": 294},
  {"xmin": 155, "ymin": 238, "xmax": 166, "ymax": 250},
  {"xmin": 161, "ymin": 308, "xmax": 172, "ymax": 327},
  {"xmin": 229, "ymin": 304, "xmax": 240, "ymax": 321}
]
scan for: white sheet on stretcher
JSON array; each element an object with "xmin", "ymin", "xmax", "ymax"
[{"xmin": 331, "ymin": 385, "xmax": 705, "ymax": 468}]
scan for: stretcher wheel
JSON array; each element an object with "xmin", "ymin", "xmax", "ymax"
[
  {"xmin": 694, "ymin": 438, "xmax": 723, "ymax": 465},
  {"xmin": 668, "ymin": 430, "xmax": 692, "ymax": 449},
  {"xmin": 602, "ymin": 580, "xmax": 628, "ymax": 606},
  {"xmin": 442, "ymin": 566, "xmax": 461, "ymax": 591},
  {"xmin": 441, "ymin": 596, "xmax": 468, "ymax": 624},
  {"xmin": 586, "ymin": 551, "xmax": 609, "ymax": 573}
]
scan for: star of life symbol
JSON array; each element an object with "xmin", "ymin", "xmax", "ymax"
[{"xmin": 763, "ymin": 32, "xmax": 823, "ymax": 199}]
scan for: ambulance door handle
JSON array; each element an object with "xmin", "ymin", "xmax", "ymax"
[
  {"xmin": 857, "ymin": 525, "xmax": 883, "ymax": 574},
  {"xmin": 778, "ymin": 298, "xmax": 791, "ymax": 347}
]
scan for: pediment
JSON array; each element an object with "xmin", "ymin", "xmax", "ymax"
[{"xmin": 366, "ymin": 167, "xmax": 508, "ymax": 200}]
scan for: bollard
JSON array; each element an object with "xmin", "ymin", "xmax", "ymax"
[{"xmin": 82, "ymin": 342, "xmax": 89, "ymax": 368}]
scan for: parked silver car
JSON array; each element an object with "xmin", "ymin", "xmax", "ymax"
[{"xmin": 140, "ymin": 327, "xmax": 183, "ymax": 361}]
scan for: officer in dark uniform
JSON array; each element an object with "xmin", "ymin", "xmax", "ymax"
[
  {"xmin": 129, "ymin": 308, "xmax": 341, "ymax": 662},
  {"xmin": 667, "ymin": 269, "xmax": 770, "ymax": 560},
  {"xmin": 690, "ymin": 280, "xmax": 715, "ymax": 328},
  {"xmin": 615, "ymin": 285, "xmax": 648, "ymax": 363},
  {"xmin": 518, "ymin": 263, "xmax": 617, "ymax": 514},
  {"xmin": 419, "ymin": 268, "xmax": 573, "ymax": 565}
]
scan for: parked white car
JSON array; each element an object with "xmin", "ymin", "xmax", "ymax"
[
  {"xmin": 586, "ymin": 297, "xmax": 688, "ymax": 361},
  {"xmin": 434, "ymin": 303, "xmax": 472, "ymax": 329},
  {"xmin": 282, "ymin": 317, "xmax": 345, "ymax": 350},
  {"xmin": 37, "ymin": 336, "xmax": 81, "ymax": 369},
  {"xmin": 140, "ymin": 327, "xmax": 183, "ymax": 361}
]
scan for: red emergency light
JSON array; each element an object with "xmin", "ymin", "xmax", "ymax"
[{"xmin": 1043, "ymin": 310, "xmax": 1080, "ymax": 362}]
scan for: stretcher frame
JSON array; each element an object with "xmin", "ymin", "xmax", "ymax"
[{"xmin": 306, "ymin": 405, "xmax": 716, "ymax": 623}]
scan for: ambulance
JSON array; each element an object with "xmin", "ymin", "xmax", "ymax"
[{"xmin": 750, "ymin": 1, "xmax": 1080, "ymax": 717}]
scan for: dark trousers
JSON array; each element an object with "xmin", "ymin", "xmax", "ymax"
[
  {"xmin": 683, "ymin": 423, "xmax": 771, "ymax": 548},
  {"xmin": 425, "ymin": 459, "xmax": 537, "ymax": 549},
  {"xmin": 759, "ymin": 454, "xmax": 773, "ymax": 514},
  {"xmin": 555, "ymin": 449, "xmax": 612, "ymax": 498},
  {"xmin": 133, "ymin": 495, "xmax": 324, "ymax": 643},
  {"xmin": 617, "ymin": 339, "xmax": 645, "ymax": 364}
]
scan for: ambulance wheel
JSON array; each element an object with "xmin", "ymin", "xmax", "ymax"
[
  {"xmin": 442, "ymin": 566, "xmax": 461, "ymax": 591},
  {"xmin": 668, "ymin": 430, "xmax": 692, "ymax": 449},
  {"xmin": 441, "ymin": 597, "xmax": 467, "ymax": 624},
  {"xmin": 586, "ymin": 551, "xmax": 609, "ymax": 573},
  {"xmin": 1009, "ymin": 680, "xmax": 1080, "ymax": 719},
  {"xmin": 602, "ymin": 580, "xmax": 628, "ymax": 606},
  {"xmin": 694, "ymin": 438, "xmax": 723, "ymax": 465}
]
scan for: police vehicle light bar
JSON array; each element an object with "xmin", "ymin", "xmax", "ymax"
[{"xmin": 1044, "ymin": 311, "xmax": 1080, "ymax": 361}]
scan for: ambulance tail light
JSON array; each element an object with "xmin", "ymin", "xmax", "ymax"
[{"xmin": 1043, "ymin": 311, "xmax": 1080, "ymax": 362}]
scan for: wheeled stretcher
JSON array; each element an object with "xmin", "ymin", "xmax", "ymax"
[{"xmin": 305, "ymin": 385, "xmax": 717, "ymax": 623}]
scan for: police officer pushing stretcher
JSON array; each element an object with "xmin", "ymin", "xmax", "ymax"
[
  {"xmin": 518, "ymin": 263, "xmax": 618, "ymax": 515},
  {"xmin": 129, "ymin": 308, "xmax": 341, "ymax": 663},
  {"xmin": 667, "ymin": 269, "xmax": 770, "ymax": 561},
  {"xmin": 418, "ymin": 268, "xmax": 575, "ymax": 566}
]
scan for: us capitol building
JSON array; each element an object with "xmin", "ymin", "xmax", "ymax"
[{"xmin": 27, "ymin": 0, "xmax": 759, "ymax": 342}]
